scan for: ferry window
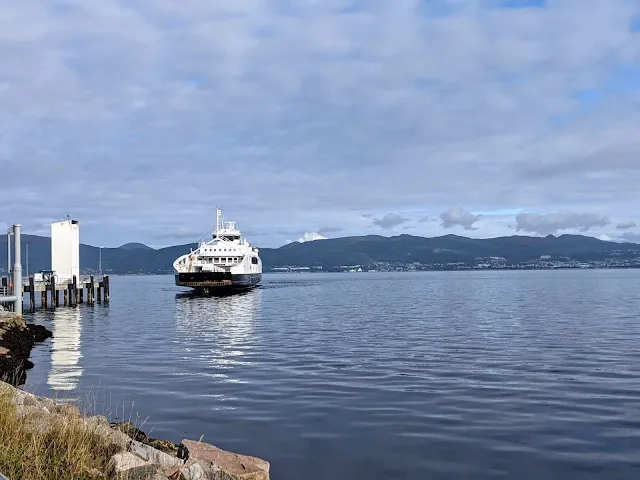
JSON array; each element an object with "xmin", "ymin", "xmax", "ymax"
[
  {"xmin": 214, "ymin": 258, "xmax": 220, "ymax": 263},
  {"xmin": 251, "ymin": 257, "xmax": 258, "ymax": 265}
]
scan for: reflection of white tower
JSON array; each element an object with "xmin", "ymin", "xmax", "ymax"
[{"xmin": 47, "ymin": 308, "xmax": 83, "ymax": 393}]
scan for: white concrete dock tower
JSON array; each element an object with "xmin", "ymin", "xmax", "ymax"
[{"xmin": 51, "ymin": 219, "xmax": 80, "ymax": 282}]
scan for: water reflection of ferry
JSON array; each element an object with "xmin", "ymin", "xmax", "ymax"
[
  {"xmin": 173, "ymin": 289, "xmax": 262, "ymax": 387},
  {"xmin": 174, "ymin": 289, "xmax": 261, "ymax": 343}
]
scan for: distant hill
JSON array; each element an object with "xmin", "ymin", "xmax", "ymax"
[
  {"xmin": 259, "ymin": 233, "xmax": 640, "ymax": 270},
  {"xmin": 1, "ymin": 232, "xmax": 639, "ymax": 275},
  {"xmin": 118, "ymin": 242, "xmax": 154, "ymax": 250}
]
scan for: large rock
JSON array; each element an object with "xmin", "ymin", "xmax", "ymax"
[
  {"xmin": 129, "ymin": 440, "xmax": 183, "ymax": 469},
  {"xmin": 14, "ymin": 404, "xmax": 57, "ymax": 436},
  {"xmin": 180, "ymin": 439, "xmax": 270, "ymax": 480},
  {"xmin": 112, "ymin": 443, "xmax": 206, "ymax": 480},
  {"xmin": 111, "ymin": 420, "xmax": 180, "ymax": 455},
  {"xmin": 85, "ymin": 415, "xmax": 132, "ymax": 450},
  {"xmin": 173, "ymin": 461, "xmax": 206, "ymax": 480},
  {"xmin": 109, "ymin": 451, "xmax": 166, "ymax": 480},
  {"xmin": 0, "ymin": 379, "xmax": 35, "ymax": 405}
]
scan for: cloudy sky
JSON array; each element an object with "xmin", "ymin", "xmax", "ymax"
[{"xmin": 0, "ymin": 0, "xmax": 639, "ymax": 248}]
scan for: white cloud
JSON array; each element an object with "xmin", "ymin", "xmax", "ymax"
[
  {"xmin": 616, "ymin": 221, "xmax": 637, "ymax": 230},
  {"xmin": 515, "ymin": 212, "xmax": 610, "ymax": 235},
  {"xmin": 372, "ymin": 213, "xmax": 409, "ymax": 230},
  {"xmin": 298, "ymin": 232, "xmax": 327, "ymax": 243},
  {"xmin": 440, "ymin": 207, "xmax": 482, "ymax": 230},
  {"xmin": 0, "ymin": 1, "xmax": 638, "ymax": 247}
]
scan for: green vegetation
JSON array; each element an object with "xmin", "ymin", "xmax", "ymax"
[{"xmin": 0, "ymin": 390, "xmax": 118, "ymax": 480}]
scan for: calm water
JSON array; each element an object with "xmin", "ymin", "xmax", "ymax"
[{"xmin": 22, "ymin": 270, "xmax": 640, "ymax": 479}]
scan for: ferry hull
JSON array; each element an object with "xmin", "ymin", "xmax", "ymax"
[{"xmin": 174, "ymin": 272, "xmax": 261, "ymax": 293}]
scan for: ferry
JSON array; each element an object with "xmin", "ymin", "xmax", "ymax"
[{"xmin": 173, "ymin": 209, "xmax": 262, "ymax": 294}]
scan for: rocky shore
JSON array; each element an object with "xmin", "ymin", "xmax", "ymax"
[
  {"xmin": 0, "ymin": 308, "xmax": 52, "ymax": 386},
  {"xmin": 0, "ymin": 380, "xmax": 270, "ymax": 479},
  {"xmin": 0, "ymin": 310, "xmax": 271, "ymax": 479}
]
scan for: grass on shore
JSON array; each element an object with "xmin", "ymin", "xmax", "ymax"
[{"xmin": 0, "ymin": 390, "xmax": 120, "ymax": 480}]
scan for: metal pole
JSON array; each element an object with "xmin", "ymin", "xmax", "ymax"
[
  {"xmin": 7, "ymin": 227, "xmax": 11, "ymax": 280},
  {"xmin": 26, "ymin": 241, "xmax": 29, "ymax": 277},
  {"xmin": 12, "ymin": 224, "xmax": 22, "ymax": 316},
  {"xmin": 99, "ymin": 246, "xmax": 102, "ymax": 275}
]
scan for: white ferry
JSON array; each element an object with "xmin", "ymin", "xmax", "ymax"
[{"xmin": 173, "ymin": 209, "xmax": 262, "ymax": 293}]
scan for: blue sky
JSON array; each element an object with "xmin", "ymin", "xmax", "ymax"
[{"xmin": 0, "ymin": 0, "xmax": 639, "ymax": 247}]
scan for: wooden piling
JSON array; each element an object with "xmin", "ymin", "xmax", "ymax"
[
  {"xmin": 50, "ymin": 275, "xmax": 56, "ymax": 311},
  {"xmin": 16, "ymin": 275, "xmax": 112, "ymax": 311},
  {"xmin": 104, "ymin": 275, "xmax": 110, "ymax": 303},
  {"xmin": 88, "ymin": 275, "xmax": 94, "ymax": 305},
  {"xmin": 29, "ymin": 276, "xmax": 35, "ymax": 312},
  {"xmin": 72, "ymin": 276, "xmax": 77, "ymax": 307}
]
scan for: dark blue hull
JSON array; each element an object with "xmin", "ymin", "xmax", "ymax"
[{"xmin": 175, "ymin": 272, "xmax": 261, "ymax": 293}]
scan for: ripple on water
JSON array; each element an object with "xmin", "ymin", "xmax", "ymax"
[{"xmin": 21, "ymin": 270, "xmax": 640, "ymax": 479}]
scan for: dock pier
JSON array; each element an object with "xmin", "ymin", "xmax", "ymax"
[
  {"xmin": 1, "ymin": 218, "xmax": 115, "ymax": 315},
  {"xmin": 1, "ymin": 274, "xmax": 110, "ymax": 312}
]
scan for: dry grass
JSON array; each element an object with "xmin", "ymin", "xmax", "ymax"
[{"xmin": 0, "ymin": 391, "xmax": 121, "ymax": 480}]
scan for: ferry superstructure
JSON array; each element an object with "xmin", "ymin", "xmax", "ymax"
[{"xmin": 173, "ymin": 209, "xmax": 262, "ymax": 293}]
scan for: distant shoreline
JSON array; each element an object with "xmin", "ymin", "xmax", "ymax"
[{"xmin": 75, "ymin": 265, "xmax": 640, "ymax": 277}]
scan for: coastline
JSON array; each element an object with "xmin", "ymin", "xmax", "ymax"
[
  {"xmin": 0, "ymin": 312, "xmax": 271, "ymax": 479},
  {"xmin": 0, "ymin": 309, "xmax": 52, "ymax": 386}
]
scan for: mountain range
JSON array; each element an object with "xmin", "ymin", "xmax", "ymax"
[{"xmin": 1, "ymin": 233, "xmax": 639, "ymax": 275}]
